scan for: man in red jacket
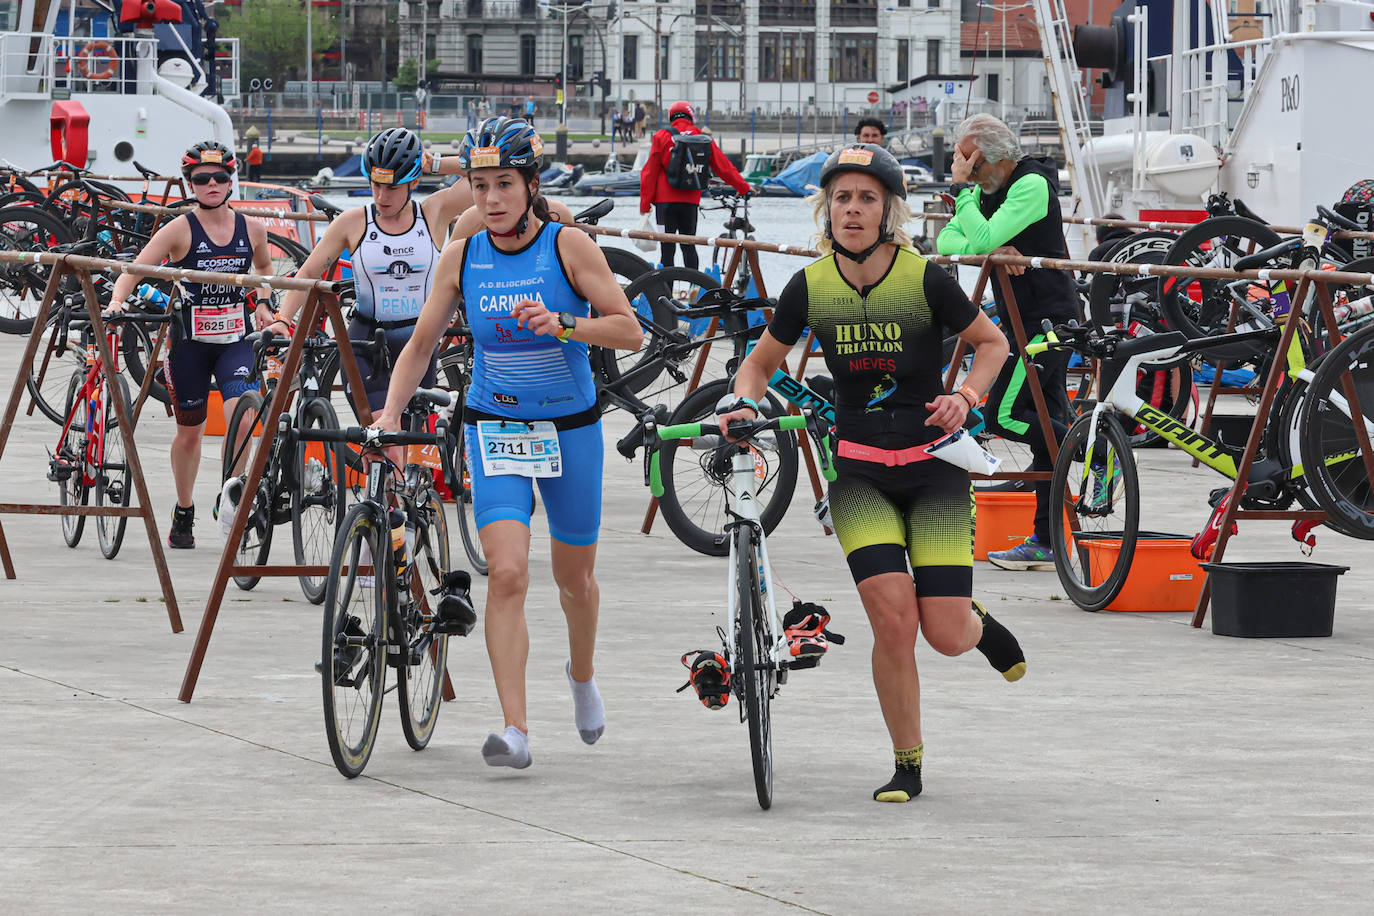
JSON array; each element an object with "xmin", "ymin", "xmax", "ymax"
[{"xmin": 639, "ymin": 101, "xmax": 752, "ymax": 269}]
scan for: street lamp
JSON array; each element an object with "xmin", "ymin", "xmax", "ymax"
[
  {"xmin": 541, "ymin": 0, "xmax": 592, "ymax": 125},
  {"xmin": 977, "ymin": 1, "xmax": 1034, "ymax": 121}
]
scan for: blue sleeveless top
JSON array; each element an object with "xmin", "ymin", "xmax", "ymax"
[{"xmin": 460, "ymin": 222, "xmax": 596, "ymax": 420}]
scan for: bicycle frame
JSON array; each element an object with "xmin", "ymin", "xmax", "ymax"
[
  {"xmin": 55, "ymin": 331, "xmax": 118, "ymax": 488},
  {"xmin": 724, "ymin": 444, "xmax": 787, "ymax": 687}
]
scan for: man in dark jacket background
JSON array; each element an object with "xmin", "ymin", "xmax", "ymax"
[
  {"xmin": 937, "ymin": 113, "xmax": 1079, "ymax": 572},
  {"xmin": 639, "ymin": 100, "xmax": 752, "ymax": 269}
]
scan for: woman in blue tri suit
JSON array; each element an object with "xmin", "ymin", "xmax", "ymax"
[{"xmin": 375, "ymin": 117, "xmax": 642, "ymax": 770}]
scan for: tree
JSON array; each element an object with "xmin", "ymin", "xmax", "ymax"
[
  {"xmin": 221, "ymin": 0, "xmax": 340, "ymax": 85},
  {"xmin": 394, "ymin": 58, "xmax": 419, "ymax": 92}
]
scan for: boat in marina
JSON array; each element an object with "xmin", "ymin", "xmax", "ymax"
[{"xmin": 571, "ymin": 145, "xmax": 649, "ymax": 196}]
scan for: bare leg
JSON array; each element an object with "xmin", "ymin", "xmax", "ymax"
[
  {"xmin": 915, "ymin": 595, "xmax": 983, "ymax": 657},
  {"xmin": 551, "ymin": 540, "xmax": 599, "ymax": 681},
  {"xmin": 480, "ymin": 519, "xmax": 532, "ymax": 733},
  {"xmin": 856, "ymin": 571, "xmax": 922, "ymax": 749},
  {"xmin": 170, "ymin": 422, "xmax": 206, "ymax": 508}
]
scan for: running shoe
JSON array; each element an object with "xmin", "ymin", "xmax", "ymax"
[
  {"xmin": 987, "ymin": 534, "xmax": 1055, "ymax": 571},
  {"xmin": 168, "ymin": 504, "xmax": 195, "ymax": 549}
]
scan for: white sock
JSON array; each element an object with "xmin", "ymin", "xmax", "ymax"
[
  {"xmin": 356, "ymin": 538, "xmax": 375, "ymax": 589},
  {"xmin": 482, "ymin": 725, "xmax": 531, "ymax": 769},
  {"xmin": 566, "ymin": 659, "xmax": 605, "ymax": 745}
]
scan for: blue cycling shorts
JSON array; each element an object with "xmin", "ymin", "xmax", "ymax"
[
  {"xmin": 464, "ymin": 419, "xmax": 603, "ymax": 546},
  {"xmin": 165, "ymin": 336, "xmax": 254, "ymax": 427}
]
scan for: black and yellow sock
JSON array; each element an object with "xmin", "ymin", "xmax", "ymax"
[
  {"xmin": 874, "ymin": 745, "xmax": 923, "ymax": 802},
  {"xmin": 973, "ymin": 600, "xmax": 1026, "ymax": 682}
]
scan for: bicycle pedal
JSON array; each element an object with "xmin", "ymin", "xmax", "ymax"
[{"xmin": 786, "ymin": 656, "xmax": 822, "ymax": 671}]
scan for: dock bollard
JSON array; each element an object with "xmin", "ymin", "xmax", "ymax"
[
  {"xmin": 932, "ymin": 127, "xmax": 946, "ymax": 182},
  {"xmin": 556, "ymin": 125, "xmax": 568, "ymax": 160}
]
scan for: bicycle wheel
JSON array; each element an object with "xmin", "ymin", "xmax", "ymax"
[
  {"xmin": 451, "ymin": 423, "xmax": 487, "ymax": 576},
  {"xmin": 596, "ymin": 265, "xmax": 720, "ymax": 399},
  {"xmin": 58, "ymin": 370, "xmax": 89, "ymax": 547},
  {"xmin": 293, "ymin": 397, "xmax": 348, "ymax": 604},
  {"xmin": 1299, "ymin": 324, "xmax": 1374, "ymax": 539},
  {"xmin": 1126, "ymin": 360, "xmax": 1195, "ymax": 449},
  {"xmin": 1048, "ymin": 412, "xmax": 1141, "ymax": 611},
  {"xmin": 1085, "ymin": 231, "xmax": 1178, "ymax": 333},
  {"xmin": 397, "ymin": 493, "xmax": 451, "ymax": 750},
  {"xmin": 1158, "ymin": 216, "xmax": 1281, "ymax": 357},
  {"xmin": 733, "ymin": 523, "xmax": 774, "ymax": 810},
  {"xmin": 0, "ymin": 206, "xmax": 73, "ymax": 335},
  {"xmin": 657, "ymin": 379, "xmax": 799, "ymax": 557},
  {"xmin": 95, "ymin": 375, "xmax": 132, "ymax": 559},
  {"xmin": 321, "ymin": 502, "xmax": 388, "ymax": 778},
  {"xmin": 26, "ymin": 310, "xmax": 85, "ymax": 425},
  {"xmin": 221, "ymin": 389, "xmax": 274, "ymax": 590}
]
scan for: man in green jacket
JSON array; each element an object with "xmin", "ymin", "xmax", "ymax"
[{"xmin": 937, "ymin": 114, "xmax": 1078, "ymax": 571}]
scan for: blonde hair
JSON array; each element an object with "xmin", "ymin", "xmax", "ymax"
[{"xmin": 808, "ymin": 184, "xmax": 915, "ymax": 255}]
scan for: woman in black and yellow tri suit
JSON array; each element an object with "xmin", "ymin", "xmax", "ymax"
[{"xmin": 718, "ymin": 143, "xmax": 1025, "ymax": 803}]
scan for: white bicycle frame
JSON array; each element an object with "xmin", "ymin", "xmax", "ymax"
[{"xmin": 721, "ymin": 444, "xmax": 788, "ymax": 686}]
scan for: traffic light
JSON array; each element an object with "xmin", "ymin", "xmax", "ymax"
[
  {"xmin": 554, "ymin": 72, "xmax": 563, "ymax": 89},
  {"xmin": 593, "ymin": 70, "xmax": 609, "ymax": 95}
]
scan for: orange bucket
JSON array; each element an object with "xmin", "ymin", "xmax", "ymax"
[
  {"xmin": 973, "ymin": 489, "xmax": 1037, "ymax": 560},
  {"xmin": 1082, "ymin": 533, "xmax": 1204, "ymax": 612},
  {"xmin": 204, "ymin": 390, "xmax": 227, "ymax": 436}
]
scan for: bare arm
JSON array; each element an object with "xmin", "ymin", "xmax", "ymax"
[
  {"xmin": 372, "ymin": 239, "xmax": 465, "ymax": 431},
  {"xmin": 512, "ymin": 229, "xmax": 640, "ymax": 350},
  {"xmin": 107, "ymin": 218, "xmax": 189, "ymax": 311},
  {"xmin": 247, "ymin": 220, "xmax": 276, "ymax": 329},
  {"xmin": 276, "ymin": 210, "xmax": 362, "ymax": 325},
  {"xmin": 925, "ymin": 310, "xmax": 1009, "ymax": 434},
  {"xmin": 717, "ymin": 330, "xmax": 792, "ymax": 434}
]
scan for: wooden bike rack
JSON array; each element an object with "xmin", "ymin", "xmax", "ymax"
[
  {"xmin": 179, "ymin": 285, "xmax": 457, "ymax": 703},
  {"xmin": 1190, "ymin": 274, "xmax": 1374, "ymax": 626},
  {"xmin": 0, "ymin": 252, "xmax": 181, "ymax": 631}
]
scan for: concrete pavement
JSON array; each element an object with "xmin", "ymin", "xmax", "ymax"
[{"xmin": 1, "ymin": 327, "xmax": 1372, "ymax": 913}]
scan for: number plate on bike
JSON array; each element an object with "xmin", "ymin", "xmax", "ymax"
[
  {"xmin": 476, "ymin": 421, "xmax": 561, "ymax": 478},
  {"xmin": 406, "ymin": 442, "xmax": 444, "ymax": 470}
]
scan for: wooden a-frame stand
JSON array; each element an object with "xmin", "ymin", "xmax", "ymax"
[
  {"xmin": 0, "ymin": 258, "xmax": 181, "ymax": 631},
  {"xmin": 178, "ymin": 288, "xmax": 457, "ymax": 703}
]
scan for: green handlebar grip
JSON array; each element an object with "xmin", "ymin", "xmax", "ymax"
[
  {"xmin": 649, "ymin": 451, "xmax": 664, "ymax": 497},
  {"xmin": 778, "ymin": 415, "xmax": 806, "ymax": 431},
  {"xmin": 819, "ymin": 435, "xmax": 838, "ymax": 482},
  {"xmin": 658, "ymin": 422, "xmax": 713, "ymax": 440}
]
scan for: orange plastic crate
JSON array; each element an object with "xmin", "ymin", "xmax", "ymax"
[
  {"xmin": 1082, "ymin": 533, "xmax": 1204, "ymax": 612},
  {"xmin": 973, "ymin": 490, "xmax": 1037, "ymax": 561}
]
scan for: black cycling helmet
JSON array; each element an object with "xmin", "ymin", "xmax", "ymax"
[
  {"xmin": 456, "ymin": 116, "xmax": 544, "ymax": 172},
  {"xmin": 819, "ymin": 143, "xmax": 907, "ymax": 263},
  {"xmin": 364, "ymin": 127, "xmax": 424, "ymax": 185},
  {"xmin": 181, "ymin": 140, "xmax": 236, "ymax": 178},
  {"xmin": 819, "ymin": 143, "xmax": 906, "ymax": 197}
]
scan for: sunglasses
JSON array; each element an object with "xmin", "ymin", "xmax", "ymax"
[{"xmin": 190, "ymin": 172, "xmax": 231, "ymax": 186}]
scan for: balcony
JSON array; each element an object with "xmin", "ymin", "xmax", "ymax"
[{"xmin": 695, "ymin": 0, "xmax": 744, "ymax": 23}]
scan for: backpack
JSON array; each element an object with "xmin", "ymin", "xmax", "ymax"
[
  {"xmin": 664, "ymin": 127, "xmax": 714, "ymax": 191},
  {"xmin": 1333, "ymin": 179, "xmax": 1374, "ymax": 261}
]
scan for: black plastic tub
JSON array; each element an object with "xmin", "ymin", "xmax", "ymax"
[{"xmin": 1202, "ymin": 561, "xmax": 1349, "ymax": 637}]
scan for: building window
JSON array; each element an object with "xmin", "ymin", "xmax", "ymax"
[
  {"xmin": 897, "ymin": 0, "xmax": 910, "ymax": 6},
  {"xmin": 829, "ymin": 34, "xmax": 875, "ymax": 82},
  {"xmin": 986, "ymin": 72, "xmax": 999, "ymax": 101},
  {"xmin": 466, "ymin": 0, "xmax": 482, "ymax": 17},
  {"xmin": 623, "ymin": 34, "xmax": 638, "ymax": 80},
  {"xmin": 694, "ymin": 32, "xmax": 742, "ymax": 80},
  {"xmin": 659, "ymin": 35, "xmax": 671, "ymax": 80},
  {"xmin": 830, "ymin": 0, "xmax": 877, "ymax": 26},
  {"xmin": 520, "ymin": 34, "xmax": 536, "ymax": 76},
  {"xmin": 695, "ymin": 0, "xmax": 743, "ymax": 23},
  {"xmin": 926, "ymin": 37, "xmax": 940, "ymax": 74},
  {"xmin": 568, "ymin": 33, "xmax": 584, "ymax": 81},
  {"xmin": 520, "ymin": 0, "xmax": 537, "ymax": 15},
  {"xmin": 926, "ymin": 0, "xmax": 939, "ymax": 7},
  {"xmin": 759, "ymin": 32, "xmax": 814, "ymax": 81},
  {"xmin": 896, "ymin": 38, "xmax": 909, "ymax": 83},
  {"xmin": 467, "ymin": 34, "xmax": 483, "ymax": 74},
  {"xmin": 760, "ymin": 0, "xmax": 816, "ymax": 25}
]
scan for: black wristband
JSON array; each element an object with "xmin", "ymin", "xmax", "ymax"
[{"xmin": 948, "ymin": 182, "xmax": 974, "ymax": 197}]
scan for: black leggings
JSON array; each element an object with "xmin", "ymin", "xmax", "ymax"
[
  {"xmin": 983, "ymin": 340, "xmax": 1072, "ymax": 542},
  {"xmin": 655, "ymin": 202, "xmax": 699, "ymax": 269}
]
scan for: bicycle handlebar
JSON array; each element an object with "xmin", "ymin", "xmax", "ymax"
[
  {"xmin": 1233, "ymin": 237, "xmax": 1302, "ymax": 273},
  {"xmin": 295, "ymin": 425, "xmax": 445, "ymax": 448}
]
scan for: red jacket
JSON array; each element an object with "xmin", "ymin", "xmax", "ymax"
[{"xmin": 639, "ymin": 121, "xmax": 751, "ymax": 214}]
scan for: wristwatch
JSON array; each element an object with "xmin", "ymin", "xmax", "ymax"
[
  {"xmin": 948, "ymin": 182, "xmax": 974, "ymax": 197},
  {"xmin": 556, "ymin": 311, "xmax": 577, "ymax": 342}
]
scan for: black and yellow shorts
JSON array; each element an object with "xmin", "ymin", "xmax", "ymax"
[{"xmin": 828, "ymin": 456, "xmax": 973, "ymax": 597}]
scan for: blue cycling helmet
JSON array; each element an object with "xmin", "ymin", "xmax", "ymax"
[
  {"xmin": 457, "ymin": 117, "xmax": 544, "ymax": 172},
  {"xmin": 364, "ymin": 128, "xmax": 423, "ymax": 185}
]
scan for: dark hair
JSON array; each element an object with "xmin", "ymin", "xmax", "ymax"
[
  {"xmin": 854, "ymin": 117, "xmax": 887, "ymax": 139},
  {"xmin": 1096, "ymin": 212, "xmax": 1127, "ymax": 246},
  {"xmin": 519, "ymin": 165, "xmax": 552, "ymax": 223}
]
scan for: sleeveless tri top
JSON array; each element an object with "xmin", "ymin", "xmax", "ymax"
[
  {"xmin": 460, "ymin": 223, "xmax": 596, "ymax": 420},
  {"xmin": 174, "ymin": 211, "xmax": 253, "ymax": 344},
  {"xmin": 353, "ymin": 201, "xmax": 439, "ymax": 324}
]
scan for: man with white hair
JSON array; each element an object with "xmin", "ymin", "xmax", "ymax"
[{"xmin": 936, "ymin": 113, "xmax": 1078, "ymax": 572}]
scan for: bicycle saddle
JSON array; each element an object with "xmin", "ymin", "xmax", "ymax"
[{"xmin": 1112, "ymin": 330, "xmax": 1188, "ymax": 362}]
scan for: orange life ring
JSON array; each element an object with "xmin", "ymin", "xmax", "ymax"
[{"xmin": 77, "ymin": 42, "xmax": 118, "ymax": 81}]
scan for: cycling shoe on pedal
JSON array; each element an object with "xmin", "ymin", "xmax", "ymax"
[
  {"xmin": 678, "ymin": 650, "xmax": 731, "ymax": 709},
  {"xmin": 315, "ymin": 614, "xmax": 368, "ymax": 686},
  {"xmin": 434, "ymin": 569, "xmax": 478, "ymax": 636},
  {"xmin": 783, "ymin": 600, "xmax": 845, "ymax": 669}
]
